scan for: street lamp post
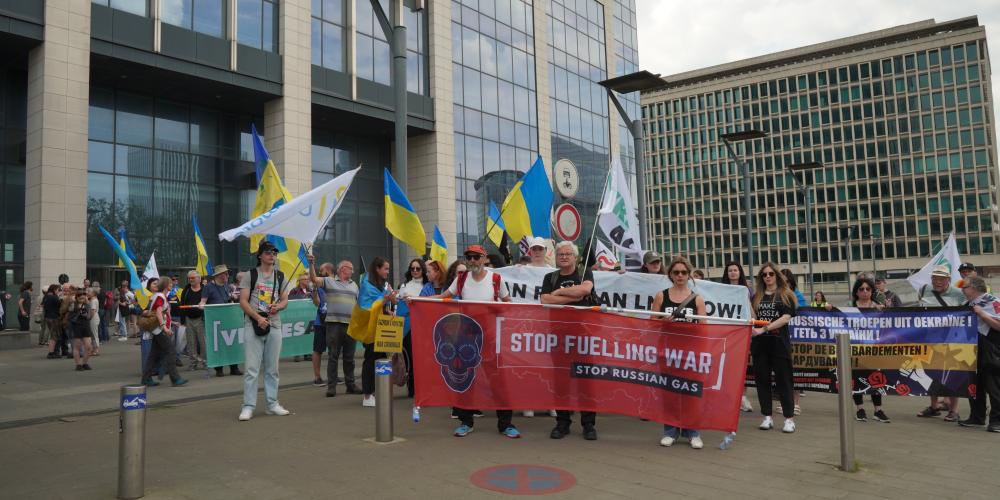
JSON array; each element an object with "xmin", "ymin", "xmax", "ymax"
[
  {"xmin": 721, "ymin": 130, "xmax": 768, "ymax": 278},
  {"xmin": 788, "ymin": 162, "xmax": 823, "ymax": 299},
  {"xmin": 841, "ymin": 225, "xmax": 854, "ymax": 289},
  {"xmin": 598, "ymin": 70, "xmax": 666, "ymax": 250}
]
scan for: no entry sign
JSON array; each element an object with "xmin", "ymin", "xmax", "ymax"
[{"xmin": 554, "ymin": 203, "xmax": 581, "ymax": 241}]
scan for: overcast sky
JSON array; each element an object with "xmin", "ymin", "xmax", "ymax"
[{"xmin": 635, "ymin": 0, "xmax": 1000, "ymax": 136}]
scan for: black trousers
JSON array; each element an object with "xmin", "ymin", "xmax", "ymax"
[
  {"xmin": 751, "ymin": 336, "xmax": 795, "ymax": 418},
  {"xmin": 853, "ymin": 392, "xmax": 883, "ymax": 406},
  {"xmin": 326, "ymin": 323, "xmax": 357, "ymax": 391},
  {"xmin": 18, "ymin": 314, "xmax": 30, "ymax": 331},
  {"xmin": 457, "ymin": 408, "xmax": 513, "ymax": 431},
  {"xmin": 969, "ymin": 332, "xmax": 1000, "ymax": 424},
  {"xmin": 362, "ymin": 343, "xmax": 386, "ymax": 395},
  {"xmin": 142, "ymin": 333, "xmax": 180, "ymax": 382},
  {"xmin": 402, "ymin": 333, "xmax": 415, "ymax": 397},
  {"xmin": 555, "ymin": 411, "xmax": 596, "ymax": 429}
]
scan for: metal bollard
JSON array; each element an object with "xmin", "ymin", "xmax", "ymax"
[
  {"xmin": 118, "ymin": 385, "xmax": 147, "ymax": 499},
  {"xmin": 835, "ymin": 333, "xmax": 856, "ymax": 472},
  {"xmin": 375, "ymin": 359, "xmax": 394, "ymax": 442}
]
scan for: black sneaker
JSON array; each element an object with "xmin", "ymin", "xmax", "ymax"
[
  {"xmin": 82, "ymin": 364, "xmax": 92, "ymax": 371},
  {"xmin": 855, "ymin": 409, "xmax": 867, "ymax": 422},
  {"xmin": 345, "ymin": 384, "xmax": 362, "ymax": 394},
  {"xmin": 215, "ymin": 368, "xmax": 225, "ymax": 377},
  {"xmin": 550, "ymin": 426, "xmax": 569, "ymax": 439},
  {"xmin": 473, "ymin": 410, "xmax": 484, "ymax": 418},
  {"xmin": 987, "ymin": 424, "xmax": 1000, "ymax": 433},
  {"xmin": 230, "ymin": 368, "xmax": 243, "ymax": 376},
  {"xmin": 75, "ymin": 365, "xmax": 84, "ymax": 371},
  {"xmin": 958, "ymin": 418, "xmax": 985, "ymax": 427},
  {"xmin": 917, "ymin": 406, "xmax": 940, "ymax": 418},
  {"xmin": 325, "ymin": 390, "xmax": 336, "ymax": 398},
  {"xmin": 451, "ymin": 408, "xmax": 460, "ymax": 419},
  {"xmin": 582, "ymin": 426, "xmax": 598, "ymax": 440},
  {"xmin": 312, "ymin": 377, "xmax": 325, "ymax": 387},
  {"xmin": 872, "ymin": 410, "xmax": 890, "ymax": 423}
]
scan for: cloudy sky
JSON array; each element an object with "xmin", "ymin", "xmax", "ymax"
[{"xmin": 635, "ymin": 0, "xmax": 1000, "ymax": 135}]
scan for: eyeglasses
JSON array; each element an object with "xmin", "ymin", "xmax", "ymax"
[
  {"xmin": 670, "ymin": 269, "xmax": 688, "ymax": 276},
  {"xmin": 410, "ymin": 266, "xmax": 422, "ymax": 271},
  {"xmin": 464, "ymin": 254, "xmax": 484, "ymax": 261},
  {"xmin": 556, "ymin": 253, "xmax": 575, "ymax": 258},
  {"xmin": 760, "ymin": 271, "xmax": 776, "ymax": 277}
]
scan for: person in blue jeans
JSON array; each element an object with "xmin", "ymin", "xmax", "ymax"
[
  {"xmin": 650, "ymin": 256, "xmax": 707, "ymax": 449},
  {"xmin": 238, "ymin": 241, "xmax": 291, "ymax": 422}
]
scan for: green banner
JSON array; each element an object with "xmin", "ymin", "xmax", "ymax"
[{"xmin": 203, "ymin": 299, "xmax": 317, "ymax": 368}]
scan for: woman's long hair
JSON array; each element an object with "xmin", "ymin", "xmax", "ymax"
[
  {"xmin": 368, "ymin": 257, "xmax": 390, "ymax": 290},
  {"xmin": 851, "ymin": 277, "xmax": 877, "ymax": 306},
  {"xmin": 20, "ymin": 281, "xmax": 33, "ymax": 293},
  {"xmin": 752, "ymin": 262, "xmax": 797, "ymax": 310},
  {"xmin": 426, "ymin": 260, "xmax": 446, "ymax": 289},
  {"xmin": 445, "ymin": 259, "xmax": 466, "ymax": 289},
  {"xmin": 721, "ymin": 261, "xmax": 747, "ymax": 286},
  {"xmin": 404, "ymin": 258, "xmax": 426, "ymax": 284}
]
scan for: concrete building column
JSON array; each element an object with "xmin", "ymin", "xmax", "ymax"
[
  {"xmin": 264, "ymin": 0, "xmax": 312, "ymax": 197},
  {"xmin": 408, "ymin": 1, "xmax": 457, "ymax": 254},
  {"xmin": 24, "ymin": 0, "xmax": 91, "ymax": 291},
  {"xmin": 531, "ymin": 0, "xmax": 552, "ymax": 169}
]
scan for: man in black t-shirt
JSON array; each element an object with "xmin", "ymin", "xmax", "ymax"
[{"xmin": 540, "ymin": 241, "xmax": 598, "ymax": 440}]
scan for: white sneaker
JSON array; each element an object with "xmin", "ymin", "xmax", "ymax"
[
  {"xmin": 362, "ymin": 395, "xmax": 376, "ymax": 407},
  {"xmin": 690, "ymin": 436, "xmax": 704, "ymax": 449},
  {"xmin": 266, "ymin": 404, "xmax": 290, "ymax": 416},
  {"xmin": 740, "ymin": 396, "xmax": 753, "ymax": 412},
  {"xmin": 659, "ymin": 435, "xmax": 675, "ymax": 447},
  {"xmin": 759, "ymin": 416, "xmax": 774, "ymax": 430},
  {"xmin": 549, "ymin": 410, "xmax": 558, "ymax": 417},
  {"xmin": 782, "ymin": 418, "xmax": 796, "ymax": 433},
  {"xmin": 238, "ymin": 407, "xmax": 253, "ymax": 421},
  {"xmin": 523, "ymin": 410, "xmax": 535, "ymax": 417}
]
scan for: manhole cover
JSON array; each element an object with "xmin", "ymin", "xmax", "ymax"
[{"xmin": 470, "ymin": 464, "xmax": 576, "ymax": 495}]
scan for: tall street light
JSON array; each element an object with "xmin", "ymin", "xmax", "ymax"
[
  {"xmin": 840, "ymin": 225, "xmax": 856, "ymax": 288},
  {"xmin": 721, "ymin": 130, "xmax": 768, "ymax": 278},
  {"xmin": 788, "ymin": 161, "xmax": 823, "ymax": 298},
  {"xmin": 598, "ymin": 70, "xmax": 665, "ymax": 250}
]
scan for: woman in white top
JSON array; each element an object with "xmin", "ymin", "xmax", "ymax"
[
  {"xmin": 87, "ymin": 288, "xmax": 101, "ymax": 355},
  {"xmin": 398, "ymin": 258, "xmax": 426, "ymax": 299}
]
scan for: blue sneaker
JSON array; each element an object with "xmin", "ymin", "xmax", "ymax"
[
  {"xmin": 454, "ymin": 424, "xmax": 473, "ymax": 437},
  {"xmin": 501, "ymin": 426, "xmax": 521, "ymax": 439}
]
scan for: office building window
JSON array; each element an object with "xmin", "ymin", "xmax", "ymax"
[
  {"xmin": 312, "ymin": 0, "xmax": 346, "ymax": 71},
  {"xmin": 161, "ymin": 0, "xmax": 226, "ymax": 38},
  {"xmin": 356, "ymin": 0, "xmax": 391, "ymax": 84},
  {"xmin": 237, "ymin": 0, "xmax": 277, "ymax": 52},
  {"xmin": 94, "ymin": 0, "xmax": 149, "ymax": 17}
]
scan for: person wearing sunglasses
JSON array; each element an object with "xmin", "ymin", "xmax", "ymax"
[
  {"xmin": 438, "ymin": 245, "xmax": 516, "ymax": 438},
  {"xmin": 750, "ymin": 262, "xmax": 799, "ymax": 433},
  {"xmin": 541, "ymin": 241, "xmax": 598, "ymax": 440},
  {"xmin": 396, "ymin": 258, "xmax": 426, "ymax": 399},
  {"xmin": 827, "ymin": 277, "xmax": 890, "ymax": 423},
  {"xmin": 651, "ymin": 256, "xmax": 708, "ymax": 449}
]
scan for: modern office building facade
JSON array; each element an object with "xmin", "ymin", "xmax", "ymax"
[
  {"xmin": 640, "ymin": 17, "xmax": 999, "ymax": 284},
  {"xmin": 0, "ymin": 0, "xmax": 639, "ymax": 302}
]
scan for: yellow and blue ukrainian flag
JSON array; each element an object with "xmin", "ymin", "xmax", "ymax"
[
  {"xmin": 430, "ymin": 225, "xmax": 448, "ymax": 268},
  {"xmin": 99, "ymin": 225, "xmax": 142, "ymax": 292},
  {"xmin": 117, "ymin": 227, "xmax": 138, "ymax": 268},
  {"xmin": 250, "ymin": 124, "xmax": 309, "ymax": 283},
  {"xmin": 383, "ymin": 168, "xmax": 426, "ymax": 256},
  {"xmin": 500, "ymin": 155, "xmax": 553, "ymax": 242},
  {"xmin": 347, "ymin": 276, "xmax": 385, "ymax": 344},
  {"xmin": 486, "ymin": 200, "xmax": 507, "ymax": 248},
  {"xmin": 192, "ymin": 215, "xmax": 213, "ymax": 277}
]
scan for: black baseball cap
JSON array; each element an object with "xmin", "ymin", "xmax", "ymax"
[
  {"xmin": 257, "ymin": 241, "xmax": 278, "ymax": 255},
  {"xmin": 958, "ymin": 262, "xmax": 975, "ymax": 271}
]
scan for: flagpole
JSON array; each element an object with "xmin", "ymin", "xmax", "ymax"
[{"xmin": 581, "ymin": 167, "xmax": 614, "ymax": 274}]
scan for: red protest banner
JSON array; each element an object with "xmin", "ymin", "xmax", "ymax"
[{"xmin": 410, "ymin": 301, "xmax": 751, "ymax": 432}]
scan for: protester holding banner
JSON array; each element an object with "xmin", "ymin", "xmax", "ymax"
[
  {"xmin": 721, "ymin": 261, "xmax": 756, "ymax": 413},
  {"xmin": 440, "ymin": 245, "xmax": 517, "ymax": 438},
  {"xmin": 526, "ymin": 237, "xmax": 549, "ymax": 267},
  {"xmin": 651, "ymin": 256, "xmax": 707, "ymax": 449},
  {"xmin": 353, "ymin": 257, "xmax": 397, "ymax": 407},
  {"xmin": 959, "ymin": 277, "xmax": 1000, "ymax": 432},
  {"xmin": 640, "ymin": 251, "xmax": 666, "ymax": 275},
  {"xmin": 237, "ymin": 241, "xmax": 291, "ymax": 421},
  {"xmin": 541, "ymin": 241, "xmax": 598, "ymax": 441},
  {"xmin": 140, "ymin": 278, "xmax": 187, "ymax": 387},
  {"xmin": 750, "ymin": 263, "xmax": 798, "ymax": 433},
  {"xmin": 397, "ymin": 258, "xmax": 426, "ymax": 398},
  {"xmin": 916, "ymin": 265, "xmax": 965, "ymax": 421},
  {"xmin": 312, "ymin": 258, "xmax": 360, "ymax": 397},
  {"xmin": 201, "ymin": 265, "xmax": 242, "ymax": 377},
  {"xmin": 810, "ymin": 291, "xmax": 828, "ymax": 308},
  {"xmin": 180, "ymin": 270, "xmax": 206, "ymax": 371}
]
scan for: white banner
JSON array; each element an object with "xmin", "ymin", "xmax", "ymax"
[
  {"xmin": 598, "ymin": 159, "xmax": 643, "ymax": 257},
  {"xmin": 219, "ymin": 167, "xmax": 360, "ymax": 244},
  {"xmin": 493, "ymin": 266, "xmax": 751, "ymax": 319},
  {"xmin": 906, "ymin": 233, "xmax": 962, "ymax": 291}
]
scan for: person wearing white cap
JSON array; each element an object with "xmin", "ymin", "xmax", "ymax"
[
  {"xmin": 915, "ymin": 264, "xmax": 965, "ymax": 421},
  {"xmin": 526, "ymin": 237, "xmax": 549, "ymax": 267}
]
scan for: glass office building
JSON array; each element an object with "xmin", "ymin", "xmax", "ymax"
[
  {"xmin": 0, "ymin": 0, "xmax": 639, "ymax": 312},
  {"xmin": 640, "ymin": 17, "xmax": 999, "ymax": 283}
]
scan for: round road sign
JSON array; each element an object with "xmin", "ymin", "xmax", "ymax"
[
  {"xmin": 554, "ymin": 203, "xmax": 582, "ymax": 241},
  {"xmin": 553, "ymin": 159, "xmax": 579, "ymax": 199},
  {"xmin": 470, "ymin": 464, "xmax": 577, "ymax": 495}
]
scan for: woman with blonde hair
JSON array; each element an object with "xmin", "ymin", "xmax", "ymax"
[{"xmin": 750, "ymin": 262, "xmax": 799, "ymax": 433}]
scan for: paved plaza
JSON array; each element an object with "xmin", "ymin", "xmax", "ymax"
[{"xmin": 0, "ymin": 337, "xmax": 997, "ymax": 499}]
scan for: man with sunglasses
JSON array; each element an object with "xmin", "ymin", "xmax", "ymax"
[
  {"xmin": 439, "ymin": 245, "xmax": 517, "ymax": 438},
  {"xmin": 541, "ymin": 241, "xmax": 598, "ymax": 440}
]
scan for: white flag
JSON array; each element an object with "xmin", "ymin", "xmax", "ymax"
[
  {"xmin": 906, "ymin": 233, "xmax": 963, "ymax": 291},
  {"xmin": 594, "ymin": 240, "xmax": 618, "ymax": 270},
  {"xmin": 140, "ymin": 253, "xmax": 159, "ymax": 282},
  {"xmin": 598, "ymin": 159, "xmax": 644, "ymax": 257},
  {"xmin": 219, "ymin": 167, "xmax": 360, "ymax": 244}
]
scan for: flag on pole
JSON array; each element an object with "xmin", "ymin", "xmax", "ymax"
[
  {"xmin": 430, "ymin": 225, "xmax": 448, "ymax": 268},
  {"xmin": 500, "ymin": 155, "xmax": 554, "ymax": 242},
  {"xmin": 486, "ymin": 200, "xmax": 507, "ymax": 248},
  {"xmin": 220, "ymin": 167, "xmax": 361, "ymax": 245},
  {"xmin": 135, "ymin": 253, "xmax": 159, "ymax": 309},
  {"xmin": 248, "ymin": 125, "xmax": 309, "ymax": 283},
  {"xmin": 117, "ymin": 227, "xmax": 138, "ymax": 268},
  {"xmin": 383, "ymin": 168, "xmax": 426, "ymax": 256},
  {"xmin": 99, "ymin": 225, "xmax": 141, "ymax": 291},
  {"xmin": 193, "ymin": 215, "xmax": 213, "ymax": 278},
  {"xmin": 907, "ymin": 233, "xmax": 963, "ymax": 291},
  {"xmin": 594, "ymin": 239, "xmax": 619, "ymax": 270},
  {"xmin": 598, "ymin": 158, "xmax": 644, "ymax": 257}
]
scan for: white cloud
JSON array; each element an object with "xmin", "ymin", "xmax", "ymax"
[{"xmin": 636, "ymin": 0, "xmax": 1000, "ymax": 138}]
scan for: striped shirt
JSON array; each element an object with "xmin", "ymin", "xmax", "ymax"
[{"xmin": 323, "ymin": 277, "xmax": 358, "ymax": 324}]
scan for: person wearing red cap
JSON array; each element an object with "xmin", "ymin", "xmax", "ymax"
[{"xmin": 439, "ymin": 244, "xmax": 517, "ymax": 438}]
